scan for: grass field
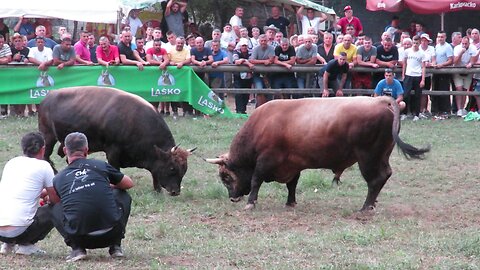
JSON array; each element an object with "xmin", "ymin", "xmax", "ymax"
[{"xmin": 0, "ymin": 114, "xmax": 479, "ymax": 270}]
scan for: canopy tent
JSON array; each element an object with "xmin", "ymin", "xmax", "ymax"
[
  {"xmin": 366, "ymin": 0, "xmax": 480, "ymax": 30},
  {"xmin": 404, "ymin": 0, "xmax": 480, "ymax": 14},
  {"xmin": 367, "ymin": 0, "xmax": 480, "ymax": 14},
  {"xmin": 243, "ymin": 0, "xmax": 336, "ymax": 15},
  {"xmin": 1, "ymin": 0, "xmax": 122, "ymax": 23},
  {"xmin": 366, "ymin": 0, "xmax": 404, "ymax": 12}
]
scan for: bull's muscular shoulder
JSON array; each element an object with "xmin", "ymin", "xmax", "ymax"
[{"xmin": 233, "ymin": 96, "xmax": 394, "ymax": 150}]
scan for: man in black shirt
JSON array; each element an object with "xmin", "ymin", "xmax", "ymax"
[
  {"xmin": 118, "ymin": 30, "xmax": 148, "ymax": 70},
  {"xmin": 265, "ymin": 6, "xmax": 291, "ymax": 37},
  {"xmin": 319, "ymin": 52, "xmax": 349, "ymax": 97},
  {"xmin": 51, "ymin": 132, "xmax": 134, "ymax": 262}
]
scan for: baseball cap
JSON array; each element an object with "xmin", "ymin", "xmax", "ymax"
[
  {"xmin": 344, "ymin": 5, "xmax": 352, "ymax": 11},
  {"xmin": 238, "ymin": 38, "xmax": 249, "ymax": 46}
]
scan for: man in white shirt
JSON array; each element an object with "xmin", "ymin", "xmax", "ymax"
[
  {"xmin": 229, "ymin": 7, "xmax": 244, "ymax": 38},
  {"xmin": 122, "ymin": 9, "xmax": 143, "ymax": 37},
  {"xmin": 402, "ymin": 35, "xmax": 427, "ymax": 121},
  {"xmin": 453, "ymin": 36, "xmax": 478, "ymax": 116},
  {"xmin": 0, "ymin": 132, "xmax": 60, "ymax": 255},
  {"xmin": 419, "ymin": 33, "xmax": 436, "ymax": 116},
  {"xmin": 28, "ymin": 37, "xmax": 53, "ymax": 71},
  {"xmin": 296, "ymin": 6, "xmax": 327, "ymax": 36}
]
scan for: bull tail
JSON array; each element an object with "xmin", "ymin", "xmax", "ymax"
[{"xmin": 390, "ymin": 98, "xmax": 430, "ymax": 160}]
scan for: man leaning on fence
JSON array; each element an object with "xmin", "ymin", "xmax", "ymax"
[
  {"xmin": 249, "ymin": 34, "xmax": 275, "ymax": 108},
  {"xmin": 431, "ymin": 31, "xmax": 453, "ymax": 116},
  {"xmin": 319, "ymin": 52, "xmax": 349, "ymax": 97},
  {"xmin": 453, "ymin": 36, "xmax": 478, "ymax": 117},
  {"xmin": 233, "ymin": 38, "xmax": 254, "ymax": 114},
  {"xmin": 52, "ymin": 34, "xmax": 75, "ymax": 70}
]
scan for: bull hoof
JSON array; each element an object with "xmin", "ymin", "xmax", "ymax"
[
  {"xmin": 285, "ymin": 202, "xmax": 297, "ymax": 208},
  {"xmin": 359, "ymin": 205, "xmax": 376, "ymax": 212},
  {"xmin": 244, "ymin": 203, "xmax": 255, "ymax": 210},
  {"xmin": 331, "ymin": 178, "xmax": 342, "ymax": 186}
]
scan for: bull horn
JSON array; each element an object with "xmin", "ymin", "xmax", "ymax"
[
  {"xmin": 205, "ymin": 157, "xmax": 223, "ymax": 164},
  {"xmin": 187, "ymin": 147, "xmax": 197, "ymax": 153},
  {"xmin": 170, "ymin": 143, "xmax": 181, "ymax": 153}
]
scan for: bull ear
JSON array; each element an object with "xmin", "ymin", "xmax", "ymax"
[{"xmin": 154, "ymin": 145, "xmax": 169, "ymax": 159}]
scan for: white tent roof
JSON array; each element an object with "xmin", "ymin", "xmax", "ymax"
[{"xmin": 1, "ymin": 0, "xmax": 122, "ymax": 23}]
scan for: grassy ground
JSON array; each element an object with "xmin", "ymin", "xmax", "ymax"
[{"xmin": 0, "ymin": 114, "xmax": 479, "ymax": 270}]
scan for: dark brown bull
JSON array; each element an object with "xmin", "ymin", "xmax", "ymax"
[
  {"xmin": 38, "ymin": 86, "xmax": 195, "ymax": 195},
  {"xmin": 207, "ymin": 96, "xmax": 430, "ymax": 211}
]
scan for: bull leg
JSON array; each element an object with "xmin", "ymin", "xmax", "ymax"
[
  {"xmin": 245, "ymin": 174, "xmax": 263, "ymax": 210},
  {"xmin": 42, "ymin": 133, "xmax": 58, "ymax": 173},
  {"xmin": 331, "ymin": 170, "xmax": 344, "ymax": 186},
  {"xmin": 57, "ymin": 143, "xmax": 65, "ymax": 158},
  {"xmin": 286, "ymin": 173, "xmax": 300, "ymax": 207},
  {"xmin": 105, "ymin": 146, "xmax": 122, "ymax": 169},
  {"xmin": 358, "ymin": 159, "xmax": 392, "ymax": 211}
]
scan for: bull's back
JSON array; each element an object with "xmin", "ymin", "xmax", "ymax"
[
  {"xmin": 39, "ymin": 86, "xmax": 175, "ymax": 148},
  {"xmin": 231, "ymin": 97, "xmax": 395, "ymax": 167}
]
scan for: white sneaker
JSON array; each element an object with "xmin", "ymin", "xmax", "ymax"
[
  {"xmin": 419, "ymin": 112, "xmax": 428, "ymax": 119},
  {"xmin": 412, "ymin": 116, "xmax": 420, "ymax": 121},
  {"xmin": 462, "ymin": 109, "xmax": 468, "ymax": 116},
  {"xmin": 456, "ymin": 109, "xmax": 463, "ymax": 117},
  {"xmin": 0, "ymin": 243, "xmax": 15, "ymax": 254},
  {"xmin": 66, "ymin": 248, "xmax": 87, "ymax": 262},
  {"xmin": 15, "ymin": 244, "xmax": 46, "ymax": 255}
]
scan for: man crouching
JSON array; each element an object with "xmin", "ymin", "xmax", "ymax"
[{"xmin": 50, "ymin": 132, "xmax": 134, "ymax": 262}]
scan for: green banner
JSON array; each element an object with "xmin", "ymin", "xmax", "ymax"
[{"xmin": 0, "ymin": 65, "xmax": 241, "ymax": 118}]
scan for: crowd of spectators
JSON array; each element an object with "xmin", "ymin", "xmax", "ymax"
[{"xmin": 1, "ymin": 2, "xmax": 479, "ymax": 119}]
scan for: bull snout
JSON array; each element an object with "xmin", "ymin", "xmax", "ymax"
[
  {"xmin": 230, "ymin": 196, "xmax": 242, "ymax": 202},
  {"xmin": 168, "ymin": 190, "xmax": 181, "ymax": 196}
]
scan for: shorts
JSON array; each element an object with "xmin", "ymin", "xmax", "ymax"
[{"xmin": 453, "ymin": 73, "xmax": 473, "ymax": 89}]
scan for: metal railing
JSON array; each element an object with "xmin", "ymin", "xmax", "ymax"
[{"xmin": 189, "ymin": 64, "xmax": 480, "ymax": 96}]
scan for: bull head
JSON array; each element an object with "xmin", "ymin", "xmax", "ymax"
[
  {"xmin": 151, "ymin": 145, "xmax": 195, "ymax": 196},
  {"xmin": 206, "ymin": 153, "xmax": 251, "ymax": 202}
]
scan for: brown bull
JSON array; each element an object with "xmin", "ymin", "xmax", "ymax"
[{"xmin": 207, "ymin": 96, "xmax": 430, "ymax": 211}]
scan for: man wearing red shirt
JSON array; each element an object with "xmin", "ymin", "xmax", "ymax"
[
  {"xmin": 96, "ymin": 37, "xmax": 120, "ymax": 67},
  {"xmin": 146, "ymin": 39, "xmax": 169, "ymax": 70},
  {"xmin": 336, "ymin": 6, "xmax": 363, "ymax": 37}
]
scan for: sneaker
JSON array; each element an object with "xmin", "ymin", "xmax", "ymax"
[
  {"xmin": 400, "ymin": 114, "xmax": 407, "ymax": 121},
  {"xmin": 456, "ymin": 109, "xmax": 463, "ymax": 117},
  {"xmin": 109, "ymin": 245, "xmax": 124, "ymax": 258},
  {"xmin": 66, "ymin": 248, "xmax": 87, "ymax": 262},
  {"xmin": 0, "ymin": 243, "xmax": 15, "ymax": 254},
  {"xmin": 419, "ymin": 112, "xmax": 428, "ymax": 119},
  {"xmin": 412, "ymin": 116, "xmax": 420, "ymax": 122},
  {"xmin": 462, "ymin": 109, "xmax": 468, "ymax": 116},
  {"xmin": 15, "ymin": 244, "xmax": 46, "ymax": 255}
]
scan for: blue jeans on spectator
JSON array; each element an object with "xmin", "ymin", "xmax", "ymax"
[
  {"xmin": 253, "ymin": 74, "xmax": 272, "ymax": 107},
  {"xmin": 234, "ymin": 77, "xmax": 252, "ymax": 114},
  {"xmin": 273, "ymin": 75, "xmax": 299, "ymax": 99}
]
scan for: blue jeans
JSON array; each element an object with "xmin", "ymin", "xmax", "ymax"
[{"xmin": 273, "ymin": 75, "xmax": 300, "ymax": 98}]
